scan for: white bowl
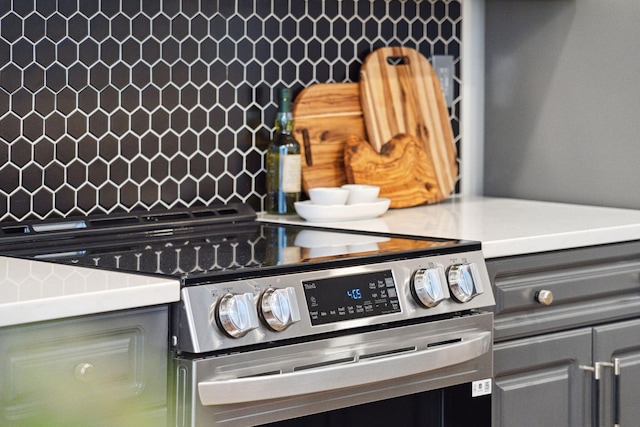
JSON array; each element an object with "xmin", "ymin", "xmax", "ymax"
[
  {"xmin": 308, "ymin": 187, "xmax": 349, "ymax": 205},
  {"xmin": 341, "ymin": 184, "xmax": 380, "ymax": 205},
  {"xmin": 294, "ymin": 198, "xmax": 390, "ymax": 222}
]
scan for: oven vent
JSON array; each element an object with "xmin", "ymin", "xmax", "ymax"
[
  {"xmin": 359, "ymin": 346, "xmax": 417, "ymax": 361},
  {"xmin": 0, "ymin": 203, "xmax": 257, "ymax": 244},
  {"xmin": 252, "ymin": 342, "xmax": 461, "ymax": 377},
  {"xmin": 238, "ymin": 370, "xmax": 282, "ymax": 379},
  {"xmin": 0, "ymin": 225, "xmax": 31, "ymax": 235},
  {"xmin": 427, "ymin": 338, "xmax": 462, "ymax": 348},
  {"xmin": 140, "ymin": 212, "xmax": 191, "ymax": 223},
  {"xmin": 293, "ymin": 357, "xmax": 356, "ymax": 372},
  {"xmin": 89, "ymin": 216, "xmax": 141, "ymax": 227}
]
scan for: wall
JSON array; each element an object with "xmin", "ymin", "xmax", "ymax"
[
  {"xmin": 484, "ymin": 0, "xmax": 640, "ymax": 209},
  {"xmin": 0, "ymin": 0, "xmax": 463, "ymax": 223}
]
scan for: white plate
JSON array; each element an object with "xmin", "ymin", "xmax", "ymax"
[{"xmin": 294, "ymin": 198, "xmax": 391, "ymax": 222}]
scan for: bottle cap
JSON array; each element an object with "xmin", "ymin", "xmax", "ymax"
[{"xmin": 279, "ymin": 88, "xmax": 292, "ymax": 112}]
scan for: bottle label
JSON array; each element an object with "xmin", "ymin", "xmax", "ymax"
[{"xmin": 281, "ymin": 154, "xmax": 301, "ymax": 193}]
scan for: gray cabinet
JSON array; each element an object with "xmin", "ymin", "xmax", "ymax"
[
  {"xmin": 493, "ymin": 329, "xmax": 591, "ymax": 427},
  {"xmin": 0, "ymin": 305, "xmax": 169, "ymax": 427},
  {"xmin": 488, "ymin": 241, "xmax": 640, "ymax": 427},
  {"xmin": 593, "ymin": 318, "xmax": 640, "ymax": 427},
  {"xmin": 494, "ymin": 321, "xmax": 640, "ymax": 427}
]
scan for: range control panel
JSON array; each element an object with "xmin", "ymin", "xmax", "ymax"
[
  {"xmin": 174, "ymin": 249, "xmax": 495, "ymax": 354},
  {"xmin": 303, "ymin": 270, "xmax": 401, "ymax": 326}
]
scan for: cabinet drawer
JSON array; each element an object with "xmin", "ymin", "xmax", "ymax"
[
  {"xmin": 488, "ymin": 241, "xmax": 640, "ymax": 341},
  {"xmin": 0, "ymin": 306, "xmax": 168, "ymax": 426}
]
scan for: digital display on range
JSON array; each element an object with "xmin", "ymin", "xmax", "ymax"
[{"xmin": 302, "ymin": 270, "xmax": 401, "ymax": 325}]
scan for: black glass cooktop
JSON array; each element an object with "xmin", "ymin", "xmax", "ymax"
[{"xmin": 0, "ymin": 204, "xmax": 477, "ymax": 284}]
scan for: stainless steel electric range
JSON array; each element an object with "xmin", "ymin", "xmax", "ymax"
[{"xmin": 0, "ymin": 203, "xmax": 495, "ymax": 427}]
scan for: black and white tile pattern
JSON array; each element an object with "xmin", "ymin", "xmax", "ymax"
[{"xmin": 0, "ymin": 0, "xmax": 461, "ymax": 222}]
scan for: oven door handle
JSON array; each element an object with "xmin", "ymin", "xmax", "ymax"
[{"xmin": 197, "ymin": 329, "xmax": 491, "ymax": 405}]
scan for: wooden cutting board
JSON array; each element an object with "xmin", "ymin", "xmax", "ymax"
[
  {"xmin": 344, "ymin": 134, "xmax": 441, "ymax": 208},
  {"xmin": 359, "ymin": 46, "xmax": 458, "ymax": 202},
  {"xmin": 292, "ymin": 83, "xmax": 366, "ymax": 194}
]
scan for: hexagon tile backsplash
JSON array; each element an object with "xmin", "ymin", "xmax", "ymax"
[{"xmin": 0, "ymin": 0, "xmax": 461, "ymax": 222}]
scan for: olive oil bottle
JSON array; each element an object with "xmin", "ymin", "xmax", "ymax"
[{"xmin": 266, "ymin": 88, "xmax": 301, "ymax": 214}]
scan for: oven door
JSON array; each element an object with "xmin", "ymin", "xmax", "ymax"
[{"xmin": 172, "ymin": 312, "xmax": 493, "ymax": 427}]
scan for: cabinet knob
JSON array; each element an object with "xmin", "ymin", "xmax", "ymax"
[
  {"xmin": 74, "ymin": 362, "xmax": 95, "ymax": 382},
  {"xmin": 535, "ymin": 289, "xmax": 554, "ymax": 306}
]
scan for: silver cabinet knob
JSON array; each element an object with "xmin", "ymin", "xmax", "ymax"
[
  {"xmin": 260, "ymin": 287, "xmax": 301, "ymax": 331},
  {"xmin": 447, "ymin": 263, "xmax": 482, "ymax": 303},
  {"xmin": 74, "ymin": 363, "xmax": 95, "ymax": 382},
  {"xmin": 411, "ymin": 267, "xmax": 448, "ymax": 308},
  {"xmin": 215, "ymin": 293, "xmax": 259, "ymax": 338},
  {"xmin": 535, "ymin": 289, "xmax": 554, "ymax": 305}
]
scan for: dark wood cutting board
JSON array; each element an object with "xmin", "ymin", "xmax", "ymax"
[
  {"xmin": 292, "ymin": 83, "xmax": 366, "ymax": 194},
  {"xmin": 359, "ymin": 46, "xmax": 458, "ymax": 203}
]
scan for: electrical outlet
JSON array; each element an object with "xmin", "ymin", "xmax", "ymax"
[{"xmin": 431, "ymin": 55, "xmax": 454, "ymax": 107}]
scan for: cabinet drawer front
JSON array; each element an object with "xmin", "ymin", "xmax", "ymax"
[
  {"xmin": 0, "ymin": 306, "xmax": 168, "ymax": 425},
  {"xmin": 488, "ymin": 241, "xmax": 640, "ymax": 341},
  {"xmin": 8, "ymin": 327, "xmax": 145, "ymax": 402}
]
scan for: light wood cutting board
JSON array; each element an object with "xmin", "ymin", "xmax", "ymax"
[
  {"xmin": 359, "ymin": 46, "xmax": 458, "ymax": 202},
  {"xmin": 344, "ymin": 133, "xmax": 441, "ymax": 208},
  {"xmin": 292, "ymin": 83, "xmax": 366, "ymax": 194}
]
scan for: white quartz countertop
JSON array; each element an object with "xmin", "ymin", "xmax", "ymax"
[
  {"xmin": 0, "ymin": 256, "xmax": 179, "ymax": 327},
  {"xmin": 259, "ymin": 196, "xmax": 640, "ymax": 259}
]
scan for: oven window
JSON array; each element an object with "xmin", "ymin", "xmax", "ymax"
[{"xmin": 259, "ymin": 383, "xmax": 491, "ymax": 427}]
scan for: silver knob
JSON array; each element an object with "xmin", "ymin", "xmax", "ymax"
[
  {"xmin": 215, "ymin": 293, "xmax": 259, "ymax": 338},
  {"xmin": 260, "ymin": 287, "xmax": 301, "ymax": 331},
  {"xmin": 535, "ymin": 289, "xmax": 554, "ymax": 305},
  {"xmin": 447, "ymin": 263, "xmax": 482, "ymax": 303},
  {"xmin": 74, "ymin": 363, "xmax": 95, "ymax": 382},
  {"xmin": 411, "ymin": 267, "xmax": 449, "ymax": 307}
]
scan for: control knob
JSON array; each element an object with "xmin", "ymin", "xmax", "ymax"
[
  {"xmin": 215, "ymin": 292, "xmax": 259, "ymax": 338},
  {"xmin": 260, "ymin": 287, "xmax": 301, "ymax": 331},
  {"xmin": 447, "ymin": 263, "xmax": 483, "ymax": 303},
  {"xmin": 411, "ymin": 267, "xmax": 449, "ymax": 308}
]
